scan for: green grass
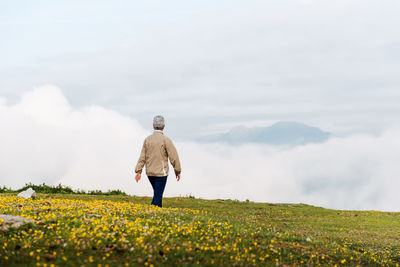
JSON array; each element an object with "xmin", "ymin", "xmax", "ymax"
[
  {"xmin": 0, "ymin": 193, "xmax": 399, "ymax": 266},
  {"xmin": 1, "ymin": 183, "xmax": 127, "ymax": 196}
]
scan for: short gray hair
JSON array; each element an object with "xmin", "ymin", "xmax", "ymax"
[{"xmin": 153, "ymin": 115, "xmax": 165, "ymax": 130}]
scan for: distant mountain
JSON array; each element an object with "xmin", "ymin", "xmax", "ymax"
[{"xmin": 198, "ymin": 121, "xmax": 330, "ymax": 145}]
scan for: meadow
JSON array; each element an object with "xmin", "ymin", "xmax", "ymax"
[{"xmin": 0, "ymin": 193, "xmax": 399, "ymax": 266}]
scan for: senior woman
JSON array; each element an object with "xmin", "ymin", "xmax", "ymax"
[{"xmin": 134, "ymin": 115, "xmax": 181, "ymax": 207}]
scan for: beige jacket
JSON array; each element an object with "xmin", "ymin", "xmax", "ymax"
[{"xmin": 135, "ymin": 131, "xmax": 181, "ymax": 177}]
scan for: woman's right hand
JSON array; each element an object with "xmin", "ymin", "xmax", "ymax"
[{"xmin": 135, "ymin": 173, "xmax": 141, "ymax": 183}]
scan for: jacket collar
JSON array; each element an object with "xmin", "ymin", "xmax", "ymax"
[{"xmin": 154, "ymin": 130, "xmax": 164, "ymax": 134}]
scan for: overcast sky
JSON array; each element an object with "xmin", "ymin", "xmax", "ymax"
[
  {"xmin": 2, "ymin": 0, "xmax": 400, "ymax": 138},
  {"xmin": 1, "ymin": 1, "xmax": 400, "ymax": 210}
]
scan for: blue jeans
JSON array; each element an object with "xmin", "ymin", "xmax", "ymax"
[{"xmin": 148, "ymin": 176, "xmax": 167, "ymax": 207}]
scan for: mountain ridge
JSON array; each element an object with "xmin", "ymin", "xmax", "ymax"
[{"xmin": 198, "ymin": 121, "xmax": 330, "ymax": 145}]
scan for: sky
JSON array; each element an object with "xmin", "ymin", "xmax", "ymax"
[{"xmin": 1, "ymin": 1, "xmax": 400, "ymax": 210}]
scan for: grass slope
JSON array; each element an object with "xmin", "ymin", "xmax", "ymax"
[{"xmin": 0, "ymin": 193, "xmax": 399, "ymax": 266}]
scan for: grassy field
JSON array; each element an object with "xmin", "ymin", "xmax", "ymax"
[{"xmin": 0, "ymin": 193, "xmax": 399, "ymax": 266}]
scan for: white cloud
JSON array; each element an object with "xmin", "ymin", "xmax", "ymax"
[
  {"xmin": 1, "ymin": 86, "xmax": 399, "ymax": 211},
  {"xmin": 177, "ymin": 132, "xmax": 400, "ymax": 212},
  {"xmin": 0, "ymin": 85, "xmax": 148, "ymax": 193}
]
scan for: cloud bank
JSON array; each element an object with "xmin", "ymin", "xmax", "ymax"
[{"xmin": 1, "ymin": 86, "xmax": 399, "ymax": 211}]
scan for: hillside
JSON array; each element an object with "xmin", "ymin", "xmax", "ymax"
[{"xmin": 0, "ymin": 194, "xmax": 399, "ymax": 266}]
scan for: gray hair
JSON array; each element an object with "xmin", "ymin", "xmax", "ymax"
[{"xmin": 153, "ymin": 115, "xmax": 165, "ymax": 130}]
